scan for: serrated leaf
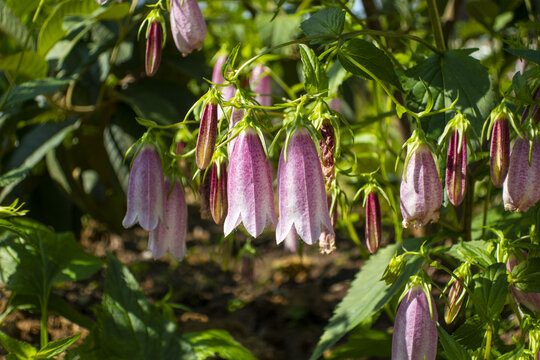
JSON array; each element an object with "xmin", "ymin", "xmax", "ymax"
[
  {"xmin": 38, "ymin": 0, "xmax": 99, "ymax": 56},
  {"xmin": 0, "ymin": 51, "xmax": 47, "ymax": 79},
  {"xmin": 299, "ymin": 44, "xmax": 328, "ymax": 95},
  {"xmin": 309, "ymin": 239, "xmax": 424, "ymax": 360},
  {"xmin": 300, "ymin": 8, "xmax": 345, "ymax": 44},
  {"xmin": 0, "ymin": 0, "xmax": 34, "ymax": 49},
  {"xmin": 404, "ymin": 50, "xmax": 497, "ymax": 141},
  {"xmin": 446, "ymin": 240, "xmax": 496, "ymax": 269},
  {"xmin": 184, "ymin": 330, "xmax": 257, "ymax": 360},
  {"xmin": 511, "ymin": 258, "xmax": 540, "ymax": 292},
  {"xmin": 453, "ymin": 315, "xmax": 486, "ymax": 350},
  {"xmin": 437, "ymin": 324, "xmax": 470, "ymax": 360},
  {"xmin": 472, "ymin": 263, "xmax": 508, "ymax": 322},
  {"xmin": 0, "ymin": 330, "xmax": 37, "ymax": 359},
  {"xmin": 337, "ymin": 39, "xmax": 401, "ymax": 89},
  {"xmin": 0, "ymin": 78, "xmax": 70, "ymax": 109},
  {"xmin": 506, "ymin": 48, "xmax": 540, "ymax": 66},
  {"xmin": 34, "ymin": 334, "xmax": 80, "ymax": 359}
]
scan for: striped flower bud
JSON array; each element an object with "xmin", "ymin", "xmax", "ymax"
[
  {"xmin": 210, "ymin": 161, "xmax": 228, "ymax": 224},
  {"xmin": 145, "ymin": 21, "xmax": 163, "ymax": 77},
  {"xmin": 170, "ymin": 0, "xmax": 206, "ymax": 56},
  {"xmin": 400, "ymin": 144, "xmax": 442, "ymax": 228},
  {"xmin": 490, "ymin": 116, "xmax": 510, "ymax": 187},
  {"xmin": 122, "ymin": 145, "xmax": 164, "ymax": 231},
  {"xmin": 444, "ymin": 279, "xmax": 465, "ymax": 324},
  {"xmin": 199, "ymin": 171, "xmax": 211, "ymax": 220},
  {"xmin": 148, "ymin": 178, "xmax": 187, "ymax": 260},
  {"xmin": 365, "ymin": 191, "xmax": 382, "ymax": 254},
  {"xmin": 446, "ymin": 130, "xmax": 467, "ymax": 206},
  {"xmin": 195, "ymin": 102, "xmax": 218, "ymax": 170},
  {"xmin": 503, "ymin": 138, "xmax": 540, "ymax": 213},
  {"xmin": 392, "ymin": 284, "xmax": 438, "ymax": 360},
  {"xmin": 250, "ymin": 64, "xmax": 272, "ymax": 107}
]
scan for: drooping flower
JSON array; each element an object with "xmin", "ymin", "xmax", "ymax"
[
  {"xmin": 392, "ymin": 284, "xmax": 438, "ymax": 360},
  {"xmin": 170, "ymin": 0, "xmax": 206, "ymax": 56},
  {"xmin": 250, "ymin": 64, "xmax": 271, "ymax": 107},
  {"xmin": 507, "ymin": 253, "xmax": 540, "ymax": 313},
  {"xmin": 227, "ymin": 107, "xmax": 245, "ymax": 157},
  {"xmin": 503, "ymin": 138, "xmax": 540, "ymax": 213},
  {"xmin": 276, "ymin": 127, "xmax": 333, "ymax": 245},
  {"xmin": 400, "ymin": 144, "xmax": 442, "ymax": 228},
  {"xmin": 210, "ymin": 161, "xmax": 228, "ymax": 224},
  {"xmin": 212, "ymin": 54, "xmax": 235, "ymax": 119},
  {"xmin": 148, "ymin": 178, "xmax": 187, "ymax": 260},
  {"xmin": 446, "ymin": 130, "xmax": 467, "ymax": 206},
  {"xmin": 122, "ymin": 145, "xmax": 164, "ymax": 231},
  {"xmin": 365, "ymin": 191, "xmax": 382, "ymax": 254},
  {"xmin": 223, "ymin": 128, "xmax": 276, "ymax": 237},
  {"xmin": 195, "ymin": 101, "xmax": 218, "ymax": 170},
  {"xmin": 145, "ymin": 21, "xmax": 163, "ymax": 77},
  {"xmin": 490, "ymin": 115, "xmax": 510, "ymax": 187}
]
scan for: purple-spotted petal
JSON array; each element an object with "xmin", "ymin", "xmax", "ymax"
[{"xmin": 170, "ymin": 0, "xmax": 206, "ymax": 56}]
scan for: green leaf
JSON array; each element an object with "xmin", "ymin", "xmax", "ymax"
[
  {"xmin": 465, "ymin": 0, "xmax": 499, "ymax": 31},
  {"xmin": 0, "ymin": 0, "xmax": 34, "ymax": 49},
  {"xmin": 511, "ymin": 258, "xmax": 540, "ymax": 292},
  {"xmin": 506, "ymin": 48, "xmax": 540, "ymax": 66},
  {"xmin": 0, "ymin": 78, "xmax": 70, "ymax": 109},
  {"xmin": 453, "ymin": 315, "xmax": 486, "ymax": 350},
  {"xmin": 300, "ymin": 8, "xmax": 345, "ymax": 43},
  {"xmin": 5, "ymin": 0, "xmax": 39, "ymax": 18},
  {"xmin": 405, "ymin": 50, "xmax": 498, "ymax": 140},
  {"xmin": 472, "ymin": 263, "xmax": 508, "ymax": 322},
  {"xmin": 325, "ymin": 326, "xmax": 392, "ymax": 359},
  {"xmin": 446, "ymin": 240, "xmax": 496, "ymax": 269},
  {"xmin": 337, "ymin": 39, "xmax": 401, "ymax": 89},
  {"xmin": 0, "ymin": 51, "xmax": 47, "ymax": 79},
  {"xmin": 256, "ymin": 13, "xmax": 301, "ymax": 54},
  {"xmin": 437, "ymin": 324, "xmax": 470, "ymax": 360},
  {"xmin": 34, "ymin": 334, "xmax": 80, "ymax": 359},
  {"xmin": 299, "ymin": 44, "xmax": 328, "ymax": 95},
  {"xmin": 37, "ymin": 0, "xmax": 99, "ymax": 56},
  {"xmin": 0, "ymin": 330, "xmax": 37, "ymax": 359},
  {"xmin": 184, "ymin": 329, "xmax": 257, "ymax": 360},
  {"xmin": 309, "ymin": 239, "xmax": 424, "ymax": 360},
  {"xmin": 0, "ymin": 167, "xmax": 30, "ymax": 187}
]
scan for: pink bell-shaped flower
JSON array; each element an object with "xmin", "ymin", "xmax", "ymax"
[
  {"xmin": 122, "ymin": 145, "xmax": 164, "ymax": 231},
  {"xmin": 400, "ymin": 144, "xmax": 442, "ymax": 228},
  {"xmin": 224, "ymin": 128, "xmax": 277, "ymax": 237},
  {"xmin": 212, "ymin": 54, "xmax": 235, "ymax": 103},
  {"xmin": 276, "ymin": 127, "xmax": 334, "ymax": 245},
  {"xmin": 446, "ymin": 130, "xmax": 467, "ymax": 206},
  {"xmin": 148, "ymin": 178, "xmax": 187, "ymax": 260},
  {"xmin": 392, "ymin": 284, "xmax": 438, "ymax": 360},
  {"xmin": 490, "ymin": 115, "xmax": 510, "ymax": 187},
  {"xmin": 250, "ymin": 64, "xmax": 272, "ymax": 107},
  {"xmin": 227, "ymin": 107, "xmax": 245, "ymax": 157},
  {"xmin": 170, "ymin": 0, "xmax": 206, "ymax": 56},
  {"xmin": 145, "ymin": 21, "xmax": 163, "ymax": 77},
  {"xmin": 503, "ymin": 138, "xmax": 540, "ymax": 213},
  {"xmin": 507, "ymin": 253, "xmax": 540, "ymax": 313},
  {"xmin": 365, "ymin": 191, "xmax": 382, "ymax": 254}
]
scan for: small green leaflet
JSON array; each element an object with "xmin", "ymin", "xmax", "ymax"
[
  {"xmin": 300, "ymin": 8, "xmax": 345, "ymax": 44},
  {"xmin": 184, "ymin": 330, "xmax": 257, "ymax": 360},
  {"xmin": 299, "ymin": 44, "xmax": 328, "ymax": 95}
]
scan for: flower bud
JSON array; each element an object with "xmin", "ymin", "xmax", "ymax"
[
  {"xmin": 145, "ymin": 21, "xmax": 163, "ymax": 77},
  {"xmin": 250, "ymin": 64, "xmax": 271, "ymax": 107},
  {"xmin": 490, "ymin": 116, "xmax": 510, "ymax": 187},
  {"xmin": 400, "ymin": 144, "xmax": 442, "ymax": 228},
  {"xmin": 199, "ymin": 171, "xmax": 211, "ymax": 220},
  {"xmin": 276, "ymin": 127, "xmax": 334, "ymax": 245},
  {"xmin": 210, "ymin": 161, "xmax": 228, "ymax": 224},
  {"xmin": 123, "ymin": 145, "xmax": 164, "ymax": 231},
  {"xmin": 507, "ymin": 253, "xmax": 540, "ymax": 313},
  {"xmin": 366, "ymin": 191, "xmax": 382, "ymax": 254},
  {"xmin": 392, "ymin": 284, "xmax": 438, "ymax": 360},
  {"xmin": 503, "ymin": 138, "xmax": 540, "ymax": 213},
  {"xmin": 195, "ymin": 102, "xmax": 218, "ymax": 170},
  {"xmin": 148, "ymin": 178, "xmax": 187, "ymax": 260},
  {"xmin": 319, "ymin": 119, "xmax": 335, "ymax": 184},
  {"xmin": 381, "ymin": 253, "xmax": 406, "ymax": 285},
  {"xmin": 224, "ymin": 128, "xmax": 277, "ymax": 238},
  {"xmin": 170, "ymin": 0, "xmax": 206, "ymax": 56},
  {"xmin": 446, "ymin": 130, "xmax": 467, "ymax": 206},
  {"xmin": 444, "ymin": 279, "xmax": 465, "ymax": 324}
]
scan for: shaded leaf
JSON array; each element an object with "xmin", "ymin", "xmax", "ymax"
[
  {"xmin": 506, "ymin": 48, "xmax": 540, "ymax": 66},
  {"xmin": 453, "ymin": 315, "xmax": 486, "ymax": 350},
  {"xmin": 511, "ymin": 257, "xmax": 540, "ymax": 292},
  {"xmin": 184, "ymin": 330, "xmax": 257, "ymax": 360},
  {"xmin": 299, "ymin": 44, "xmax": 328, "ymax": 95},
  {"xmin": 35, "ymin": 334, "xmax": 80, "ymax": 359},
  {"xmin": 446, "ymin": 240, "xmax": 496, "ymax": 269},
  {"xmin": 437, "ymin": 324, "xmax": 470, "ymax": 360},
  {"xmin": 0, "ymin": 0, "xmax": 34, "ymax": 49},
  {"xmin": 0, "ymin": 78, "xmax": 70, "ymax": 109},
  {"xmin": 325, "ymin": 326, "xmax": 392, "ymax": 359},
  {"xmin": 472, "ymin": 263, "xmax": 508, "ymax": 322},
  {"xmin": 300, "ymin": 8, "xmax": 345, "ymax": 44}
]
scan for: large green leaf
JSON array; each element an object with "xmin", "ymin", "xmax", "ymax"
[
  {"xmin": 37, "ymin": 0, "xmax": 99, "ymax": 56},
  {"xmin": 446, "ymin": 240, "xmax": 496, "ymax": 269},
  {"xmin": 337, "ymin": 38, "xmax": 401, "ymax": 89},
  {"xmin": 34, "ymin": 334, "xmax": 80, "ymax": 359},
  {"xmin": 0, "ymin": 0, "xmax": 34, "ymax": 49},
  {"xmin": 405, "ymin": 50, "xmax": 498, "ymax": 140},
  {"xmin": 0, "ymin": 51, "xmax": 47, "ymax": 79},
  {"xmin": 309, "ymin": 239, "xmax": 424, "ymax": 360},
  {"xmin": 300, "ymin": 8, "xmax": 345, "ymax": 44},
  {"xmin": 0, "ymin": 78, "xmax": 70, "ymax": 109},
  {"xmin": 184, "ymin": 330, "xmax": 257, "ymax": 360},
  {"xmin": 511, "ymin": 258, "xmax": 540, "ymax": 293},
  {"xmin": 472, "ymin": 263, "xmax": 508, "ymax": 322},
  {"xmin": 0, "ymin": 330, "xmax": 37, "ymax": 359},
  {"xmin": 299, "ymin": 44, "xmax": 328, "ymax": 95},
  {"xmin": 437, "ymin": 324, "xmax": 470, "ymax": 360},
  {"xmin": 505, "ymin": 48, "xmax": 540, "ymax": 66}
]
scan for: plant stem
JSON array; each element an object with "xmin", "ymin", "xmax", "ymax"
[
  {"xmin": 426, "ymin": 0, "xmax": 447, "ymax": 52},
  {"xmin": 482, "ymin": 181, "xmax": 492, "ymax": 240},
  {"xmin": 40, "ymin": 295, "xmax": 48, "ymax": 347},
  {"xmin": 484, "ymin": 325, "xmax": 493, "ymax": 360}
]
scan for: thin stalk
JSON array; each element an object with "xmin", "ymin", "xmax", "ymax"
[
  {"xmin": 482, "ymin": 181, "xmax": 492, "ymax": 240},
  {"xmin": 484, "ymin": 325, "xmax": 493, "ymax": 360},
  {"xmin": 463, "ymin": 172, "xmax": 474, "ymax": 242},
  {"xmin": 426, "ymin": 0, "xmax": 447, "ymax": 51},
  {"xmin": 40, "ymin": 296, "xmax": 48, "ymax": 347}
]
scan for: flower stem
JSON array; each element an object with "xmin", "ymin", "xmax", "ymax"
[{"xmin": 426, "ymin": 0, "xmax": 447, "ymax": 52}]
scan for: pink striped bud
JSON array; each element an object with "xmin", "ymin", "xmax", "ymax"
[
  {"xmin": 490, "ymin": 116, "xmax": 510, "ymax": 187},
  {"xmin": 195, "ymin": 102, "xmax": 218, "ymax": 170},
  {"xmin": 148, "ymin": 178, "xmax": 187, "ymax": 260},
  {"xmin": 145, "ymin": 21, "xmax": 162, "ymax": 77},
  {"xmin": 365, "ymin": 191, "xmax": 382, "ymax": 254},
  {"xmin": 446, "ymin": 130, "xmax": 467, "ymax": 206},
  {"xmin": 123, "ymin": 145, "xmax": 164, "ymax": 231},
  {"xmin": 400, "ymin": 144, "xmax": 442, "ymax": 228},
  {"xmin": 250, "ymin": 64, "xmax": 272, "ymax": 107},
  {"xmin": 210, "ymin": 161, "xmax": 228, "ymax": 224},
  {"xmin": 503, "ymin": 138, "xmax": 540, "ymax": 212},
  {"xmin": 392, "ymin": 284, "xmax": 438, "ymax": 360},
  {"xmin": 170, "ymin": 0, "xmax": 206, "ymax": 56}
]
